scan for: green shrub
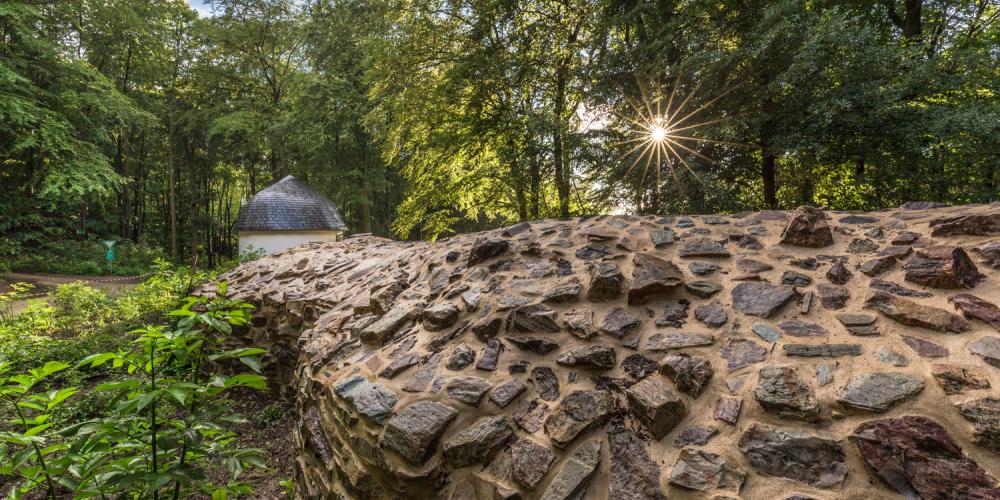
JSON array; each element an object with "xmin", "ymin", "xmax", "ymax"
[{"xmin": 1, "ymin": 289, "xmax": 267, "ymax": 499}]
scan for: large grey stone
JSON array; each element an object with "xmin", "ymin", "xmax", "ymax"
[
  {"xmin": 333, "ymin": 375, "xmax": 398, "ymax": 425},
  {"xmin": 838, "ymin": 372, "xmax": 924, "ymax": 412},
  {"xmin": 544, "ymin": 390, "xmax": 614, "ymax": 448},
  {"xmin": 442, "ymin": 415, "xmax": 514, "ymax": 468},
  {"xmin": 731, "ymin": 282, "xmax": 797, "ymax": 317},
  {"xmin": 739, "ymin": 424, "xmax": 847, "ymax": 488},
  {"xmin": 381, "ymin": 400, "xmax": 459, "ymax": 464},
  {"xmin": 539, "ymin": 438, "xmax": 601, "ymax": 500},
  {"xmin": 754, "ymin": 366, "xmax": 819, "ymax": 422}
]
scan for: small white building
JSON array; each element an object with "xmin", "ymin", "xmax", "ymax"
[{"xmin": 235, "ymin": 175, "xmax": 347, "ymax": 255}]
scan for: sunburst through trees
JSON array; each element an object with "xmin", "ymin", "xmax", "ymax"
[{"xmin": 612, "ymin": 75, "xmax": 740, "ymax": 202}]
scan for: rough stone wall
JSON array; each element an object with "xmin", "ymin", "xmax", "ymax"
[{"xmin": 213, "ymin": 203, "xmax": 1000, "ymax": 500}]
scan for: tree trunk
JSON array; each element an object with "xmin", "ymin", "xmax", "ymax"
[
  {"xmin": 761, "ymin": 146, "xmax": 777, "ymax": 209},
  {"xmin": 553, "ymin": 67, "xmax": 570, "ymax": 218},
  {"xmin": 529, "ymin": 148, "xmax": 540, "ymax": 219},
  {"xmin": 168, "ymin": 109, "xmax": 177, "ymax": 261}
]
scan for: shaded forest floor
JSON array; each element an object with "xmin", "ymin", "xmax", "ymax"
[{"xmin": 219, "ymin": 389, "xmax": 297, "ymax": 499}]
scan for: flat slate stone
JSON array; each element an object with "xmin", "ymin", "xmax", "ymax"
[
  {"xmin": 778, "ymin": 319, "xmax": 828, "ymax": 337},
  {"xmin": 900, "ymin": 335, "xmax": 949, "ymax": 357},
  {"xmin": 865, "ymin": 291, "xmax": 969, "ymax": 333},
  {"xmin": 969, "ymin": 336, "xmax": 1000, "ymax": 367},
  {"xmin": 468, "ymin": 238, "xmax": 510, "ymax": 266},
  {"xmin": 381, "ymin": 400, "xmax": 459, "ymax": 465},
  {"xmin": 694, "ymin": 301, "xmax": 728, "ymax": 328},
  {"xmin": 825, "ymin": 260, "xmax": 853, "ymax": 284},
  {"xmin": 563, "ymin": 308, "xmax": 595, "ymax": 339},
  {"xmin": 646, "ymin": 332, "xmax": 714, "ymax": 351},
  {"xmin": 679, "ymin": 237, "xmax": 731, "ymax": 258},
  {"xmin": 621, "ymin": 353, "xmax": 660, "ymax": 381},
  {"xmin": 655, "ymin": 299, "xmax": 690, "ymax": 328},
  {"xmin": 838, "ymin": 372, "xmax": 924, "ymax": 412},
  {"xmin": 869, "ymin": 278, "xmax": 933, "ymax": 298},
  {"xmin": 445, "ymin": 376, "xmax": 493, "ymax": 405},
  {"xmin": 721, "ymin": 339, "xmax": 768, "ymax": 371},
  {"xmin": 476, "ymin": 339, "xmax": 503, "ymax": 371},
  {"xmin": 816, "ymin": 283, "xmax": 849, "ymax": 310},
  {"xmin": 509, "ymin": 304, "xmax": 560, "ymax": 333},
  {"xmin": 858, "ymin": 255, "xmax": 896, "ymax": 276},
  {"xmin": 556, "ymin": 345, "xmax": 616, "ymax": 370},
  {"xmin": 600, "ymin": 306, "xmax": 641, "ymax": 338},
  {"xmin": 506, "ymin": 336, "xmax": 560, "ymax": 355},
  {"xmin": 949, "ymin": 293, "xmax": 1000, "ymax": 330},
  {"xmin": 714, "ymin": 395, "xmax": 742, "ymax": 425},
  {"xmin": 685, "ymin": 280, "xmax": 723, "ymax": 298},
  {"xmin": 441, "ymin": 415, "xmax": 513, "ymax": 467},
  {"xmin": 904, "ymin": 245, "xmax": 983, "ymax": 289},
  {"xmin": 737, "ymin": 258, "xmax": 773, "ymax": 273},
  {"xmin": 512, "ymin": 398, "xmax": 549, "ymax": 433},
  {"xmin": 847, "ymin": 237, "xmax": 879, "ymax": 253},
  {"xmin": 688, "ymin": 262, "xmax": 720, "ymax": 275},
  {"xmin": 876, "ymin": 347, "xmax": 909, "ymax": 367},
  {"xmin": 668, "ymin": 448, "xmax": 745, "ymax": 492},
  {"xmin": 544, "ymin": 390, "xmax": 614, "ymax": 448},
  {"xmin": 751, "ymin": 324, "xmax": 780, "ymax": 343},
  {"xmin": 333, "ymin": 375, "xmax": 398, "ymax": 425},
  {"xmin": 739, "ymin": 424, "xmax": 847, "ymax": 488},
  {"xmin": 674, "ymin": 425, "xmax": 719, "ymax": 447},
  {"xmin": 510, "ymin": 438, "xmax": 557, "ymax": 488},
  {"xmin": 587, "ymin": 261, "xmax": 624, "ymax": 301},
  {"xmin": 539, "ymin": 438, "xmax": 601, "ymax": 500},
  {"xmin": 839, "ymin": 214, "xmax": 879, "ymax": 224},
  {"xmin": 608, "ymin": 418, "xmax": 664, "ymax": 500},
  {"xmin": 649, "ymin": 229, "xmax": 677, "ymax": 247},
  {"xmin": 783, "ymin": 343, "xmax": 862, "ymax": 357},
  {"xmin": 780, "ymin": 270, "xmax": 812, "ymax": 286},
  {"xmin": 490, "ymin": 379, "xmax": 528, "ymax": 408},
  {"xmin": 731, "ymin": 282, "xmax": 797, "ymax": 317}
]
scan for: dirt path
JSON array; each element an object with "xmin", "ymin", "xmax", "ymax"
[{"xmin": 2, "ymin": 273, "xmax": 142, "ymax": 315}]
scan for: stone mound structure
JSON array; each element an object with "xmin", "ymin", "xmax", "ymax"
[{"xmin": 209, "ymin": 203, "xmax": 1000, "ymax": 499}]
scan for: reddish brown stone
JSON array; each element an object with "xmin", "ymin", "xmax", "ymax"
[
  {"xmin": 779, "ymin": 206, "xmax": 834, "ymax": 247},
  {"xmin": 904, "ymin": 246, "xmax": 983, "ymax": 289},
  {"xmin": 851, "ymin": 416, "xmax": 1000, "ymax": 499},
  {"xmin": 949, "ymin": 293, "xmax": 1000, "ymax": 330},
  {"xmin": 628, "ymin": 253, "xmax": 684, "ymax": 305}
]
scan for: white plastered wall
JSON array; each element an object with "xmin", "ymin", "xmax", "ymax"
[{"xmin": 238, "ymin": 230, "xmax": 343, "ymax": 255}]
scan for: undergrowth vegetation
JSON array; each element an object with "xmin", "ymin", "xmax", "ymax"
[
  {"xmin": 0, "ymin": 262, "xmax": 284, "ymax": 498},
  {"xmin": 1, "ymin": 239, "xmax": 167, "ymax": 276}
]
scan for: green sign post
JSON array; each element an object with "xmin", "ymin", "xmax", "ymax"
[{"xmin": 102, "ymin": 240, "xmax": 116, "ymax": 274}]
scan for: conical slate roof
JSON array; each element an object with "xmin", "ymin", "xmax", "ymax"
[{"xmin": 235, "ymin": 175, "xmax": 347, "ymax": 232}]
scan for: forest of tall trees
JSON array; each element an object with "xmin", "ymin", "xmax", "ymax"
[{"xmin": 2, "ymin": 0, "xmax": 998, "ymax": 266}]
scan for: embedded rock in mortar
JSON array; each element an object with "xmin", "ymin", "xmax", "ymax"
[
  {"xmin": 738, "ymin": 424, "xmax": 847, "ymax": 488},
  {"xmin": 865, "ymin": 291, "xmax": 968, "ymax": 333},
  {"xmin": 731, "ymin": 282, "xmax": 797, "ymax": 318},
  {"xmin": 779, "ymin": 206, "xmax": 834, "ymax": 247},
  {"xmin": 208, "ymin": 204, "xmax": 1000, "ymax": 499},
  {"xmin": 903, "ymin": 245, "xmax": 983, "ymax": 289},
  {"xmin": 627, "ymin": 253, "xmax": 684, "ymax": 304},
  {"xmin": 851, "ymin": 416, "xmax": 1000, "ymax": 499}
]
